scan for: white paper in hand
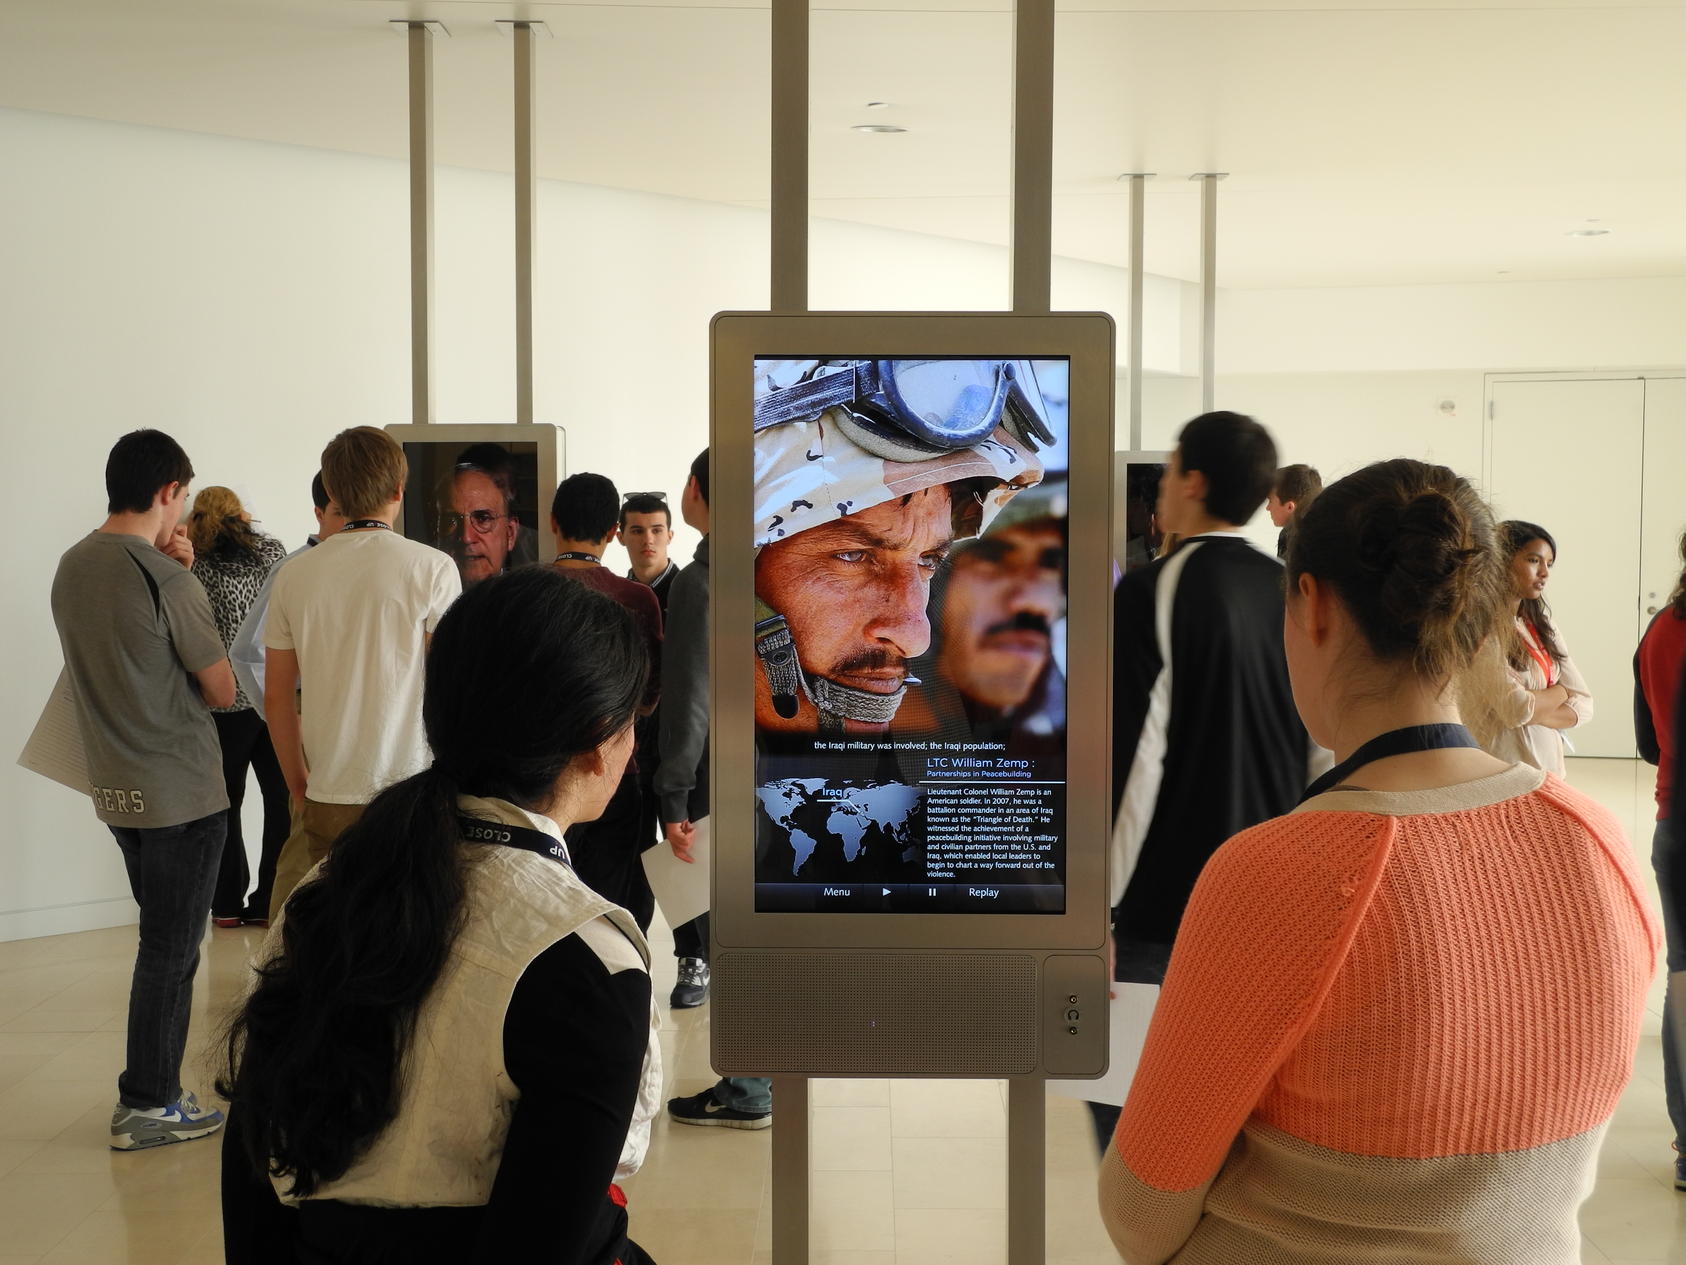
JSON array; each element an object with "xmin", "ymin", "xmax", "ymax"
[{"xmin": 644, "ymin": 815, "xmax": 712, "ymax": 928}]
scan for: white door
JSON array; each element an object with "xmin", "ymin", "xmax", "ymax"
[
  {"xmin": 1487, "ymin": 378, "xmax": 1644, "ymax": 758},
  {"xmin": 1640, "ymin": 379, "xmax": 1686, "ymax": 643}
]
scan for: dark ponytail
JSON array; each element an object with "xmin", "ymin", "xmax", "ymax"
[
  {"xmin": 220, "ymin": 567, "xmax": 648, "ymax": 1198},
  {"xmin": 1286, "ymin": 459, "xmax": 1508, "ymax": 682}
]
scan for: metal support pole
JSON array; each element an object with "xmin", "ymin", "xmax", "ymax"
[
  {"xmin": 1122, "ymin": 174, "xmax": 1153, "ymax": 449},
  {"xmin": 402, "ymin": 22, "xmax": 441, "ymax": 426},
  {"xmin": 769, "ymin": 2, "xmax": 810, "ymax": 1258},
  {"xmin": 1007, "ymin": 0, "xmax": 1055, "ymax": 1255},
  {"xmin": 1191, "ymin": 173, "xmax": 1226, "ymax": 414},
  {"xmin": 1009, "ymin": 0, "xmax": 1055, "ymax": 314},
  {"xmin": 771, "ymin": 1075, "xmax": 810, "ymax": 1263},
  {"xmin": 512, "ymin": 22, "xmax": 537, "ymax": 425},
  {"xmin": 769, "ymin": 0, "xmax": 808, "ymax": 314},
  {"xmin": 1007, "ymin": 1079, "xmax": 1047, "ymax": 1265}
]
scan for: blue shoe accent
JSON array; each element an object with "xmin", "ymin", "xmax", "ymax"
[{"xmin": 110, "ymin": 1091, "xmax": 225, "ymax": 1151}]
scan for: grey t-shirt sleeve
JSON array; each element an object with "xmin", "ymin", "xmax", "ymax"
[{"xmin": 160, "ymin": 571, "xmax": 228, "ymax": 674}]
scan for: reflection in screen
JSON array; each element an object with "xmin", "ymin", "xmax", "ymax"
[{"xmin": 400, "ymin": 441, "xmax": 542, "ymax": 589}]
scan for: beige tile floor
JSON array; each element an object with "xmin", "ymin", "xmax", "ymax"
[{"xmin": 1, "ymin": 758, "xmax": 1683, "ymax": 1262}]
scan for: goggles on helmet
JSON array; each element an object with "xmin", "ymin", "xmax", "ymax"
[{"xmin": 753, "ymin": 359, "xmax": 1055, "ymax": 464}]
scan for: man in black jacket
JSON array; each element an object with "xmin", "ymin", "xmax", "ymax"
[
  {"xmin": 1093, "ymin": 411, "xmax": 1316, "ymax": 1146},
  {"xmin": 653, "ymin": 452, "xmax": 715, "ymax": 1012}
]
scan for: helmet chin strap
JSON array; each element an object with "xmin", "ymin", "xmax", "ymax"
[
  {"xmin": 802, "ymin": 671, "xmax": 913, "ymax": 733},
  {"xmin": 754, "ymin": 599, "xmax": 918, "ymax": 732}
]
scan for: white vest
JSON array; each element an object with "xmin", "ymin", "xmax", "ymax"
[{"xmin": 279, "ymin": 796, "xmax": 660, "ymax": 1208}]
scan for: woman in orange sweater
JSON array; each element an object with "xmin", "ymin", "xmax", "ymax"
[{"xmin": 1099, "ymin": 458, "xmax": 1659, "ymax": 1264}]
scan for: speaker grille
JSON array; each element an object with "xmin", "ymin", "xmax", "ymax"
[{"xmin": 712, "ymin": 951, "xmax": 1039, "ymax": 1076}]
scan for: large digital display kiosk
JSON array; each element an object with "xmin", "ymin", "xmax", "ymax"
[{"xmin": 710, "ymin": 313, "xmax": 1113, "ymax": 1079}]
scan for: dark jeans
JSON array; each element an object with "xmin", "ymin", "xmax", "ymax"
[
  {"xmin": 1654, "ymin": 818, "xmax": 1684, "ymax": 1149},
  {"xmin": 673, "ymin": 912, "xmax": 709, "ymax": 963},
  {"xmin": 109, "ymin": 810, "xmax": 226, "ymax": 1108},
  {"xmin": 212, "ymin": 709, "xmax": 290, "ymax": 918}
]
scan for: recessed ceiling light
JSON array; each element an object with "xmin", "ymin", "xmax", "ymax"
[
  {"xmin": 1565, "ymin": 228, "xmax": 1610, "ymax": 237},
  {"xmin": 864, "ymin": 101, "xmax": 892, "ymax": 110},
  {"xmin": 852, "ymin": 123, "xmax": 907, "ymax": 134}
]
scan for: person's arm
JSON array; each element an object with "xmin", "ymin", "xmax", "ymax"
[
  {"xmin": 1672, "ymin": 673, "xmax": 1686, "ymax": 831},
  {"xmin": 654, "ymin": 569, "xmax": 707, "ymax": 854},
  {"xmin": 636, "ymin": 584, "xmax": 663, "ymax": 714},
  {"xmin": 1108, "ymin": 569, "xmax": 1164, "ymax": 910},
  {"xmin": 1554, "ymin": 637, "xmax": 1594, "ymax": 729},
  {"xmin": 265, "ymin": 649, "xmax": 307, "ymax": 803},
  {"xmin": 473, "ymin": 931, "xmax": 651, "ymax": 1265},
  {"xmin": 1527, "ymin": 684, "xmax": 1578, "ymax": 729},
  {"xmin": 1634, "ymin": 643, "xmax": 1660, "ymax": 766},
  {"xmin": 1098, "ymin": 814, "xmax": 1391, "ymax": 1264},
  {"xmin": 194, "ymin": 661, "xmax": 238, "ymax": 709},
  {"xmin": 159, "ymin": 570, "xmax": 237, "ymax": 709},
  {"xmin": 229, "ymin": 580, "xmax": 274, "ymax": 721}
]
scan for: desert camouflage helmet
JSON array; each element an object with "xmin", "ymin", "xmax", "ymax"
[{"xmin": 752, "ymin": 358, "xmax": 1053, "ymax": 730}]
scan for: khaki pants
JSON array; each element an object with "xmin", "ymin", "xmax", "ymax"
[{"xmin": 267, "ymin": 798, "xmax": 366, "ymax": 923}]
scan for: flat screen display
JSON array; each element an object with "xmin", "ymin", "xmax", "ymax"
[
  {"xmin": 398, "ymin": 440, "xmax": 544, "ymax": 589},
  {"xmin": 751, "ymin": 357, "xmax": 1070, "ymax": 914}
]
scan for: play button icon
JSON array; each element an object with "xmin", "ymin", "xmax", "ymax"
[{"xmin": 882, "ymin": 888, "xmax": 892, "ymax": 896}]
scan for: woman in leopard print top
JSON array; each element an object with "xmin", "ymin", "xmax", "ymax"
[{"xmin": 189, "ymin": 487, "xmax": 289, "ymax": 926}]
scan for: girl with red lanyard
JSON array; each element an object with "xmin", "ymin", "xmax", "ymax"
[{"xmin": 1486, "ymin": 521, "xmax": 1593, "ymax": 776}]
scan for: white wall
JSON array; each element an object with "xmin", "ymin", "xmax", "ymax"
[
  {"xmin": 1138, "ymin": 370, "xmax": 1491, "ymax": 555},
  {"xmin": 0, "ymin": 107, "xmax": 1187, "ymax": 940},
  {"xmin": 3, "ymin": 104, "xmax": 1681, "ymax": 940}
]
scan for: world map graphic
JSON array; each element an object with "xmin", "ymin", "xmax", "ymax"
[{"xmin": 755, "ymin": 780, "xmax": 924, "ymax": 880}]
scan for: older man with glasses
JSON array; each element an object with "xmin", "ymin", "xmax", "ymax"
[{"xmin": 438, "ymin": 462, "xmax": 519, "ymax": 588}]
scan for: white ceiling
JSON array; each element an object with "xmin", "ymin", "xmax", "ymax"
[{"xmin": 0, "ymin": 0, "xmax": 1681, "ymax": 287}]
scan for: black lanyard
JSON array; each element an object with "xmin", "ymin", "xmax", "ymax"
[
  {"xmin": 457, "ymin": 815, "xmax": 572, "ymax": 869},
  {"xmin": 1300, "ymin": 723, "xmax": 1480, "ymax": 804},
  {"xmin": 341, "ymin": 520, "xmax": 391, "ymax": 533},
  {"xmin": 555, "ymin": 551, "xmax": 600, "ymax": 564}
]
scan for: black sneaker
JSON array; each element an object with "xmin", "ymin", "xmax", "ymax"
[
  {"xmin": 1673, "ymin": 1143, "xmax": 1686, "ymax": 1192},
  {"xmin": 666, "ymin": 1088, "xmax": 770, "ymax": 1130},
  {"xmin": 670, "ymin": 957, "xmax": 710, "ymax": 1009}
]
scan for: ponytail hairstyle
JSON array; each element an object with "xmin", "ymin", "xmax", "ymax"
[
  {"xmin": 1498, "ymin": 520, "xmax": 1565, "ymax": 667},
  {"xmin": 219, "ymin": 567, "xmax": 648, "ymax": 1198},
  {"xmin": 187, "ymin": 485, "xmax": 264, "ymax": 560},
  {"xmin": 1285, "ymin": 459, "xmax": 1509, "ymax": 684}
]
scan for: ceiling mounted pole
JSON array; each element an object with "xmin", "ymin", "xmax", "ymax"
[
  {"xmin": 510, "ymin": 21, "xmax": 540, "ymax": 424},
  {"xmin": 769, "ymin": 0, "xmax": 808, "ymax": 314},
  {"xmin": 1122, "ymin": 173, "xmax": 1153, "ymax": 450},
  {"xmin": 1007, "ymin": 0, "xmax": 1055, "ymax": 1261},
  {"xmin": 1191, "ymin": 172, "xmax": 1226, "ymax": 414},
  {"xmin": 397, "ymin": 21, "xmax": 446, "ymax": 426},
  {"xmin": 1009, "ymin": 0, "xmax": 1054, "ymax": 314},
  {"xmin": 769, "ymin": 1, "xmax": 812, "ymax": 1257}
]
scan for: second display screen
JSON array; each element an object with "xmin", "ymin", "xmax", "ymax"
[{"xmin": 750, "ymin": 356, "xmax": 1070, "ymax": 914}]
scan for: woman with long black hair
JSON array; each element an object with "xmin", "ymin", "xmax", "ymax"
[
  {"xmin": 1483, "ymin": 520, "xmax": 1593, "ymax": 775},
  {"xmin": 220, "ymin": 566, "xmax": 661, "ymax": 1265}
]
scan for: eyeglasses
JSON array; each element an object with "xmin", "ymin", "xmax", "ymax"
[
  {"xmin": 437, "ymin": 510, "xmax": 509, "ymax": 536},
  {"xmin": 622, "ymin": 491, "xmax": 667, "ymax": 503}
]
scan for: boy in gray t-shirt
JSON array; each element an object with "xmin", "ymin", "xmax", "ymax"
[{"xmin": 49, "ymin": 429, "xmax": 237, "ymax": 1151}]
